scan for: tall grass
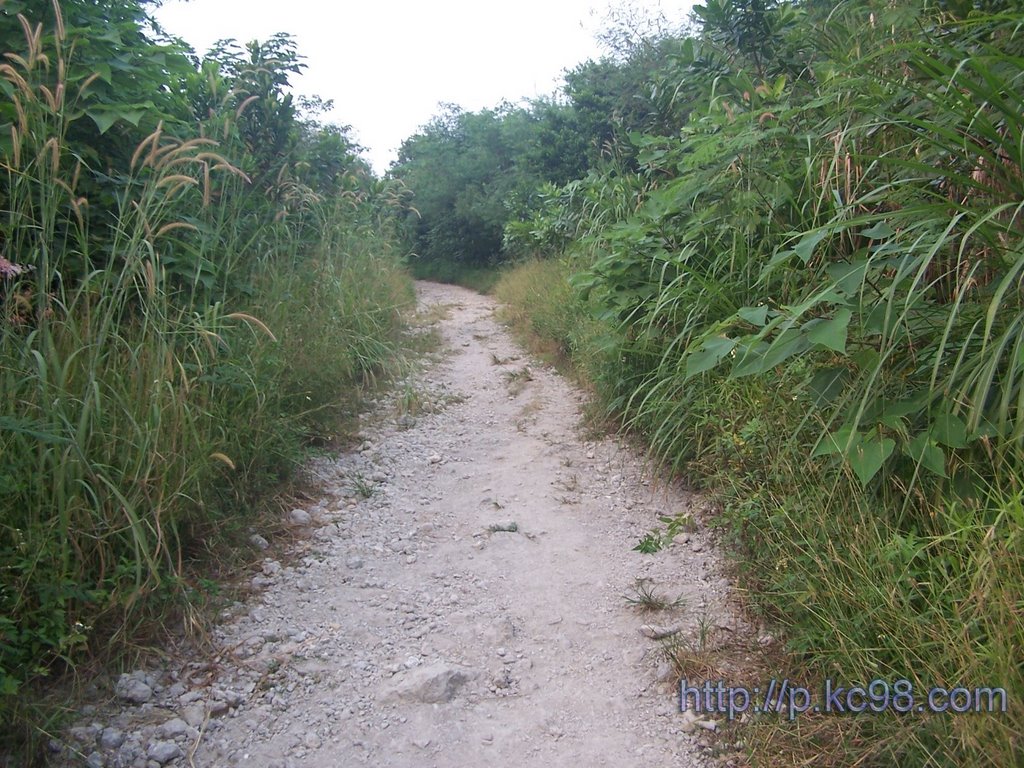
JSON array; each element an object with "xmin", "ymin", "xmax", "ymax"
[
  {"xmin": 500, "ymin": 3, "xmax": 1024, "ymax": 765},
  {"xmin": 0, "ymin": 4, "xmax": 411, "ymax": 755}
]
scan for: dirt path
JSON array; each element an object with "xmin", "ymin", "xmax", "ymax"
[{"xmin": 64, "ymin": 282, "xmax": 742, "ymax": 768}]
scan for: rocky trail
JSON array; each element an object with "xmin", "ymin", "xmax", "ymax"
[{"xmin": 56, "ymin": 282, "xmax": 750, "ymax": 768}]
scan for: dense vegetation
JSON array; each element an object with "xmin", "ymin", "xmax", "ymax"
[
  {"xmin": 0, "ymin": 0, "xmax": 411, "ymax": 752},
  {"xmin": 397, "ymin": 0, "xmax": 1024, "ymax": 765},
  {"xmin": 3, "ymin": 0, "xmax": 1022, "ymax": 764}
]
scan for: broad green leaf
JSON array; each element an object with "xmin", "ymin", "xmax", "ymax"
[
  {"xmin": 791, "ymin": 229, "xmax": 829, "ymax": 264},
  {"xmin": 86, "ymin": 107, "xmax": 149, "ymax": 134},
  {"xmin": 906, "ymin": 434, "xmax": 948, "ymax": 477},
  {"xmin": 807, "ymin": 366, "xmax": 849, "ymax": 406},
  {"xmin": 850, "ymin": 348, "xmax": 880, "ymax": 371},
  {"xmin": 863, "ymin": 302, "xmax": 892, "ymax": 335},
  {"xmin": 93, "ymin": 62, "xmax": 113, "ymax": 84},
  {"xmin": 685, "ymin": 336, "xmax": 737, "ymax": 378},
  {"xmin": 932, "ymin": 412, "xmax": 969, "ymax": 448},
  {"xmin": 848, "ymin": 435, "xmax": 895, "ymax": 486},
  {"xmin": 737, "ymin": 305, "xmax": 768, "ymax": 326},
  {"xmin": 825, "ymin": 258, "xmax": 870, "ymax": 295},
  {"xmin": 86, "ymin": 109, "xmax": 119, "ymax": 134},
  {"xmin": 732, "ymin": 330, "xmax": 808, "ymax": 378},
  {"xmin": 805, "ymin": 308, "xmax": 852, "ymax": 353},
  {"xmin": 860, "ymin": 221, "xmax": 896, "ymax": 239},
  {"xmin": 812, "ymin": 426, "xmax": 860, "ymax": 457}
]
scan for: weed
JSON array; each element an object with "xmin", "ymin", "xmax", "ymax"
[
  {"xmin": 503, "ymin": 365, "xmax": 534, "ymax": 396},
  {"xmin": 395, "ymin": 384, "xmax": 424, "ymax": 417},
  {"xmin": 557, "ymin": 474, "xmax": 581, "ymax": 492},
  {"xmin": 0, "ymin": 3, "xmax": 411, "ymax": 754},
  {"xmin": 624, "ymin": 580, "xmax": 684, "ymax": 612},
  {"xmin": 632, "ymin": 513, "xmax": 693, "ymax": 553},
  {"xmin": 633, "ymin": 532, "xmax": 665, "ymax": 554},
  {"xmin": 347, "ymin": 474, "xmax": 375, "ymax": 500}
]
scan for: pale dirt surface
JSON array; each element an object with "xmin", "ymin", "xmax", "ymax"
[{"xmin": 56, "ymin": 282, "xmax": 746, "ymax": 768}]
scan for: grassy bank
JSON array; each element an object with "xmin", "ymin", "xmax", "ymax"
[
  {"xmin": 492, "ymin": 4, "xmax": 1024, "ymax": 764},
  {"xmin": 0, "ymin": 3, "xmax": 412, "ymax": 759},
  {"xmin": 496, "ymin": 250, "xmax": 1022, "ymax": 766}
]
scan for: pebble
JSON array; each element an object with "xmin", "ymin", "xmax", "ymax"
[
  {"xmin": 157, "ymin": 717, "xmax": 191, "ymax": 739},
  {"xmin": 181, "ymin": 703, "xmax": 206, "ymax": 728},
  {"xmin": 303, "ymin": 732, "xmax": 322, "ymax": 749},
  {"xmin": 114, "ymin": 675, "xmax": 153, "ymax": 705},
  {"xmin": 99, "ymin": 727, "xmax": 125, "ymax": 750},
  {"xmin": 289, "ymin": 508, "xmax": 312, "ymax": 526},
  {"xmin": 146, "ymin": 740, "xmax": 182, "ymax": 764}
]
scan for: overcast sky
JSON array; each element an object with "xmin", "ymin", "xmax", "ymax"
[{"xmin": 154, "ymin": 0, "xmax": 695, "ymax": 174}]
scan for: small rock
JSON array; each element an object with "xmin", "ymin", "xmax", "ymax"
[
  {"xmin": 379, "ymin": 662, "xmax": 476, "ymax": 704},
  {"xmin": 289, "ymin": 508, "xmax": 312, "ymax": 526},
  {"xmin": 639, "ymin": 624, "xmax": 683, "ymax": 640},
  {"xmin": 208, "ymin": 699, "xmax": 230, "ymax": 716},
  {"xmin": 215, "ymin": 688, "xmax": 246, "ymax": 707},
  {"xmin": 158, "ymin": 718, "xmax": 190, "ymax": 739},
  {"xmin": 249, "ymin": 533, "xmax": 270, "ymax": 550},
  {"xmin": 370, "ymin": 471, "xmax": 387, "ymax": 483},
  {"xmin": 114, "ymin": 675, "xmax": 153, "ymax": 704},
  {"xmin": 180, "ymin": 703, "xmax": 205, "ymax": 728},
  {"xmin": 262, "ymin": 560, "xmax": 282, "ymax": 576},
  {"xmin": 69, "ymin": 725, "xmax": 99, "ymax": 744},
  {"xmin": 146, "ymin": 741, "xmax": 182, "ymax": 764},
  {"xmin": 85, "ymin": 752, "xmax": 105, "ymax": 768},
  {"xmin": 99, "ymin": 728, "xmax": 125, "ymax": 750},
  {"xmin": 303, "ymin": 731, "xmax": 322, "ymax": 749},
  {"xmin": 346, "ymin": 556, "xmax": 364, "ymax": 570},
  {"xmin": 680, "ymin": 709, "xmax": 718, "ymax": 734},
  {"xmin": 165, "ymin": 682, "xmax": 186, "ymax": 699},
  {"xmin": 487, "ymin": 521, "xmax": 518, "ymax": 533},
  {"xmin": 428, "ymin": 454, "xmax": 442, "ymax": 464}
]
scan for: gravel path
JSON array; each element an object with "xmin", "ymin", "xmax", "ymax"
[{"xmin": 56, "ymin": 282, "xmax": 742, "ymax": 768}]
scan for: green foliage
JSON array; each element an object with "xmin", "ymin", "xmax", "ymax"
[
  {"xmin": 392, "ymin": 104, "xmax": 541, "ymax": 266},
  {"xmin": 498, "ymin": 1, "xmax": 1024, "ymax": 764},
  {"xmin": 0, "ymin": 1, "xmax": 410, "ymax": 756},
  {"xmin": 392, "ymin": 19, "xmax": 685, "ymax": 270}
]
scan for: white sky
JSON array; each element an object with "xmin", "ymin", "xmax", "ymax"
[{"xmin": 154, "ymin": 0, "xmax": 695, "ymax": 174}]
